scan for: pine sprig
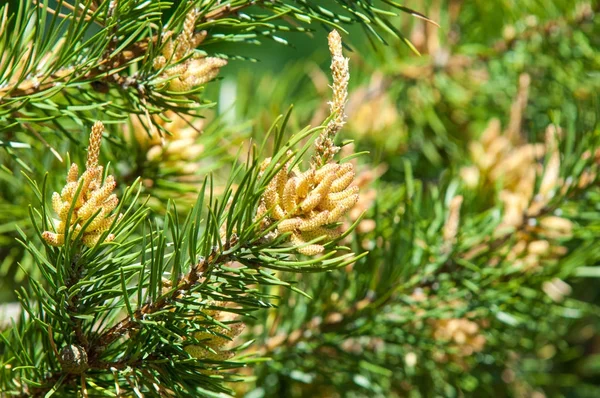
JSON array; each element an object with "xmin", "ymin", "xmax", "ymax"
[
  {"xmin": 3, "ymin": 89, "xmax": 366, "ymax": 395},
  {"xmin": 0, "ymin": 0, "xmax": 432, "ymax": 147}
]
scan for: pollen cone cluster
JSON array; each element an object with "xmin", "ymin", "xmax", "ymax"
[
  {"xmin": 460, "ymin": 75, "xmax": 565, "ymax": 229},
  {"xmin": 184, "ymin": 306, "xmax": 244, "ymax": 363},
  {"xmin": 461, "ymin": 75, "xmax": 575, "ymax": 272},
  {"xmin": 430, "ymin": 317, "xmax": 486, "ymax": 366},
  {"xmin": 42, "ymin": 121, "xmax": 122, "ymax": 247},
  {"xmin": 408, "ymin": 291, "xmax": 487, "ymax": 370},
  {"xmin": 488, "ymin": 122, "xmax": 570, "ymax": 249},
  {"xmin": 460, "ymin": 75, "xmax": 545, "ymax": 200},
  {"xmin": 153, "ymin": 9, "xmax": 227, "ymax": 92},
  {"xmin": 498, "ymin": 124, "xmax": 571, "ymax": 273},
  {"xmin": 257, "ymin": 155, "xmax": 359, "ymax": 256},
  {"xmin": 129, "ymin": 111, "xmax": 204, "ymax": 175},
  {"xmin": 255, "ymin": 30, "xmax": 358, "ymax": 255}
]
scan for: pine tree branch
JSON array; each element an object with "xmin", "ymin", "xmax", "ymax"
[
  {"xmin": 0, "ymin": 40, "xmax": 149, "ymax": 101},
  {"xmin": 0, "ymin": 0, "xmax": 253, "ymax": 102},
  {"xmin": 1, "ymin": 0, "xmax": 432, "ymax": 103},
  {"xmin": 202, "ymin": 1, "xmax": 256, "ymax": 21},
  {"xmin": 21, "ymin": 238, "xmax": 238, "ymax": 398},
  {"xmin": 485, "ymin": 3, "xmax": 595, "ymax": 60},
  {"xmin": 462, "ymin": 173, "xmax": 593, "ymax": 262},
  {"xmin": 89, "ymin": 235, "xmax": 240, "ymax": 361}
]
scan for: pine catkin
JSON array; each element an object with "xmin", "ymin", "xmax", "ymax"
[
  {"xmin": 257, "ymin": 156, "xmax": 358, "ymax": 255},
  {"xmin": 256, "ymin": 30, "xmax": 359, "ymax": 256},
  {"xmin": 153, "ymin": 9, "xmax": 227, "ymax": 92},
  {"xmin": 42, "ymin": 122, "xmax": 122, "ymax": 248},
  {"xmin": 461, "ymin": 76, "xmax": 574, "ymax": 272}
]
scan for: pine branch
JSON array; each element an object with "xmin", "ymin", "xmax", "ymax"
[
  {"xmin": 0, "ymin": 40, "xmax": 148, "ymax": 101},
  {"xmin": 5, "ymin": 80, "xmax": 367, "ymax": 395},
  {"xmin": 0, "ymin": 1, "xmax": 256, "ymax": 102},
  {"xmin": 383, "ymin": 4, "xmax": 596, "ymax": 83},
  {"xmin": 0, "ymin": 0, "xmax": 434, "ymax": 116},
  {"xmin": 90, "ymin": 235, "xmax": 239, "ymax": 360}
]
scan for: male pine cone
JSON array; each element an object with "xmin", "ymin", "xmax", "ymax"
[
  {"xmin": 257, "ymin": 156, "xmax": 359, "ymax": 256},
  {"xmin": 42, "ymin": 121, "xmax": 122, "ymax": 247},
  {"xmin": 152, "ymin": 8, "xmax": 227, "ymax": 92},
  {"xmin": 256, "ymin": 30, "xmax": 358, "ymax": 256}
]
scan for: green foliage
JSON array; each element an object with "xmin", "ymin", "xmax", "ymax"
[{"xmin": 2, "ymin": 1, "xmax": 600, "ymax": 397}]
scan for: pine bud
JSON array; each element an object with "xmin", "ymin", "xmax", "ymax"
[
  {"xmin": 312, "ymin": 30, "xmax": 350, "ymax": 166},
  {"xmin": 58, "ymin": 344, "xmax": 88, "ymax": 374}
]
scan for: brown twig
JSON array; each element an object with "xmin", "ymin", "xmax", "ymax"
[
  {"xmin": 0, "ymin": 40, "xmax": 148, "ymax": 100},
  {"xmin": 202, "ymin": 2, "xmax": 255, "ymax": 21}
]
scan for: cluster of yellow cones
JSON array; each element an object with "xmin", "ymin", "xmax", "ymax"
[{"xmin": 42, "ymin": 122, "xmax": 122, "ymax": 248}]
